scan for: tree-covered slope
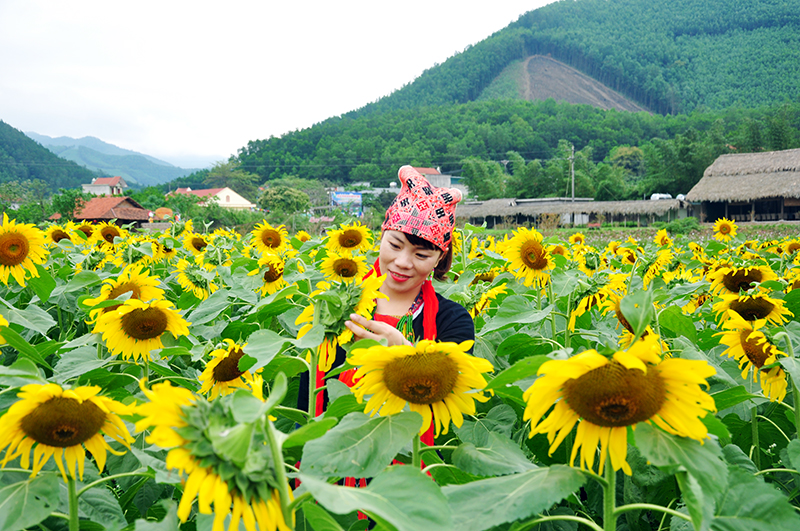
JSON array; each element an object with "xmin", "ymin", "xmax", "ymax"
[
  {"xmin": 0, "ymin": 121, "xmax": 98, "ymax": 191},
  {"xmin": 351, "ymin": 0, "xmax": 800, "ymax": 116}
]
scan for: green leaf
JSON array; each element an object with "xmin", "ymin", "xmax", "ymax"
[
  {"xmin": 675, "ymin": 471, "xmax": 713, "ymax": 531},
  {"xmin": 710, "ymin": 466, "xmax": 800, "ymax": 530},
  {"xmin": 53, "ymin": 346, "xmax": 107, "ymax": 384},
  {"xmin": 481, "ymin": 296, "xmax": 554, "ymax": 333},
  {"xmin": 442, "ymin": 465, "xmax": 586, "ymax": 531},
  {"xmin": 240, "ymin": 329, "xmax": 291, "ymax": 372},
  {"xmin": 497, "ymin": 333, "xmax": 555, "ymax": 363},
  {"xmin": 452, "ymin": 431, "xmax": 537, "ymax": 476},
  {"xmin": 455, "ymin": 404, "xmax": 517, "ymax": 443},
  {"xmin": 784, "ymin": 439, "xmax": 800, "ymax": 471},
  {"xmin": 208, "ymin": 418, "xmax": 253, "ymax": 468},
  {"xmin": 301, "ymin": 412, "xmax": 423, "ymax": 478},
  {"xmin": 54, "ymin": 271, "xmax": 102, "ymax": 298},
  {"xmin": 0, "ymin": 471, "xmax": 60, "ymax": 531},
  {"xmin": 300, "ymin": 501, "xmax": 346, "ymax": 531},
  {"xmin": 230, "ymin": 389, "xmax": 269, "ymax": 424},
  {"xmin": 27, "ymin": 264, "xmax": 56, "ymax": 302},
  {"xmin": 299, "ymin": 466, "xmax": 452, "ymax": 531},
  {"xmin": 323, "ymin": 393, "xmax": 364, "ymax": 421},
  {"xmin": 779, "ymin": 357, "xmax": 800, "ymax": 390},
  {"xmin": 73, "ymin": 479, "xmax": 127, "ymax": 527},
  {"xmin": 711, "ymin": 386, "xmax": 758, "ymax": 411},
  {"xmin": 0, "ymin": 327, "xmax": 53, "ymax": 369},
  {"xmin": 619, "ymin": 290, "xmax": 655, "ymax": 341},
  {"xmin": 658, "ymin": 305, "xmax": 697, "ymax": 343},
  {"xmin": 283, "ymin": 418, "xmax": 338, "ymax": 449},
  {"xmin": 783, "ymin": 289, "xmax": 800, "ymax": 323},
  {"xmin": 722, "ymin": 444, "xmax": 757, "ymax": 474},
  {"xmin": 134, "ymin": 500, "xmax": 180, "ymax": 531},
  {"xmin": 485, "ymin": 355, "xmax": 549, "ymax": 391},
  {"xmin": 3, "ymin": 304, "xmax": 56, "ymax": 337},
  {"xmin": 0, "ymin": 358, "xmax": 45, "ymax": 387},
  {"xmin": 634, "ymin": 423, "xmax": 727, "ymax": 498},
  {"xmin": 186, "ymin": 289, "xmax": 230, "ymax": 326}
]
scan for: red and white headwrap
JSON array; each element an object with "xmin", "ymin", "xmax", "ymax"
[{"xmin": 381, "ymin": 166, "xmax": 462, "ymax": 251}]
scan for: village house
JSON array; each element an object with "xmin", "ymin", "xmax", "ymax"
[
  {"xmin": 169, "ymin": 187, "xmax": 256, "ymax": 210},
  {"xmin": 81, "ymin": 176, "xmax": 128, "ymax": 196},
  {"xmin": 686, "ymin": 148, "xmax": 800, "ymax": 223}
]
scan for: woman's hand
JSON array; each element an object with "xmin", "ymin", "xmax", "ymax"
[{"xmin": 344, "ymin": 314, "xmax": 411, "ymax": 347}]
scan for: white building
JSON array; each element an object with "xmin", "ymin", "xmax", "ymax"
[
  {"xmin": 82, "ymin": 176, "xmax": 128, "ymax": 196},
  {"xmin": 170, "ymin": 187, "xmax": 257, "ymax": 210}
]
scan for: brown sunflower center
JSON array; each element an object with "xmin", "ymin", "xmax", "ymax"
[
  {"xmin": 551, "ymin": 245, "xmax": 567, "ymax": 257},
  {"xmin": 563, "ymin": 360, "xmax": 666, "ymax": 427},
  {"xmin": 211, "ymin": 348, "xmax": 246, "ymax": 382},
  {"xmin": 614, "ymin": 300, "xmax": 635, "ymax": 334},
  {"xmin": 101, "ymin": 227, "xmax": 121, "ymax": 244},
  {"xmin": 121, "ymin": 307, "xmax": 168, "ymax": 340},
  {"xmin": 739, "ymin": 330, "xmax": 771, "ymax": 369},
  {"xmin": 383, "ymin": 352, "xmax": 459, "ymax": 405},
  {"xmin": 260, "ymin": 229, "xmax": 282, "ymax": 248},
  {"xmin": 0, "ymin": 231, "xmax": 30, "ymax": 266},
  {"xmin": 520, "ymin": 239, "xmax": 548, "ymax": 270},
  {"xmin": 333, "ymin": 258, "xmax": 358, "ymax": 278},
  {"xmin": 722, "ymin": 269, "xmax": 762, "ymax": 293},
  {"xmin": 191, "ymin": 237, "xmax": 207, "ymax": 252},
  {"xmin": 77, "ymin": 226, "xmax": 93, "ymax": 237},
  {"xmin": 263, "ymin": 264, "xmax": 283, "ymax": 283},
  {"xmin": 718, "ymin": 224, "xmax": 731, "ymax": 235},
  {"xmin": 51, "ymin": 230, "xmax": 71, "ymax": 243},
  {"xmin": 729, "ymin": 297, "xmax": 774, "ymax": 321},
  {"xmin": 787, "ymin": 242, "xmax": 800, "ymax": 254},
  {"xmin": 102, "ymin": 282, "xmax": 144, "ymax": 313},
  {"xmin": 338, "ymin": 229, "xmax": 363, "ymax": 249},
  {"xmin": 20, "ymin": 397, "xmax": 106, "ymax": 447}
]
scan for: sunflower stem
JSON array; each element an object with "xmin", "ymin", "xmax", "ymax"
[
  {"xmin": 67, "ymin": 476, "xmax": 79, "ymax": 531},
  {"xmin": 613, "ymin": 503, "xmax": 691, "ymax": 522},
  {"xmin": 773, "ymin": 332, "xmax": 800, "ymax": 434},
  {"xmin": 516, "ymin": 515, "xmax": 603, "ymax": 531},
  {"xmin": 603, "ymin": 460, "xmax": 617, "ymax": 531},
  {"xmin": 77, "ymin": 471, "xmax": 154, "ymax": 498},
  {"xmin": 412, "ymin": 433, "xmax": 422, "ymax": 469},
  {"xmin": 265, "ymin": 419, "xmax": 295, "ymax": 531},
  {"xmin": 564, "ymin": 294, "xmax": 572, "ymax": 349}
]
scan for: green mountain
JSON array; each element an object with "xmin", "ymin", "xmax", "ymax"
[
  {"xmin": 233, "ymin": 0, "xmax": 800, "ymax": 198},
  {"xmin": 353, "ymin": 0, "xmax": 800, "ymax": 116},
  {"xmin": 0, "ymin": 121, "xmax": 97, "ymax": 190},
  {"xmin": 26, "ymin": 133, "xmax": 200, "ymax": 187}
]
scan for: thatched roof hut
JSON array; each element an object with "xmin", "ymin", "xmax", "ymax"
[
  {"xmin": 686, "ymin": 148, "xmax": 800, "ymax": 222},
  {"xmin": 457, "ymin": 198, "xmax": 682, "ymax": 227},
  {"xmin": 686, "ymin": 148, "xmax": 800, "ymax": 202}
]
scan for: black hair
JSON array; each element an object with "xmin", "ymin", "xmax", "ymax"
[{"xmin": 399, "ymin": 232, "xmax": 453, "ymax": 281}]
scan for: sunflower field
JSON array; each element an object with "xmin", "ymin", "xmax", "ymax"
[{"xmin": 2, "ymin": 212, "xmax": 800, "ymax": 531}]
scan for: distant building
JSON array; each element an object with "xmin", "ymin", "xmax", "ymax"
[
  {"xmin": 411, "ymin": 167, "xmax": 468, "ymax": 198},
  {"xmin": 686, "ymin": 148, "xmax": 800, "ymax": 222},
  {"xmin": 73, "ymin": 196, "xmax": 150, "ymax": 226},
  {"xmin": 82, "ymin": 176, "xmax": 128, "ymax": 196},
  {"xmin": 169, "ymin": 187, "xmax": 256, "ymax": 210}
]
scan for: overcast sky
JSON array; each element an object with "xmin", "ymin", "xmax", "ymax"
[{"xmin": 0, "ymin": 1, "xmax": 553, "ymax": 169}]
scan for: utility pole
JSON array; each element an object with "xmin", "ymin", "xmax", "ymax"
[{"xmin": 569, "ymin": 144, "xmax": 575, "ymax": 224}]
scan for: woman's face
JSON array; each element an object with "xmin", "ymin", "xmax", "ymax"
[{"xmin": 378, "ymin": 231, "xmax": 442, "ymax": 295}]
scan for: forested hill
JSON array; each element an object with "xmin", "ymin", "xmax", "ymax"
[
  {"xmin": 0, "ymin": 121, "xmax": 98, "ymax": 191},
  {"xmin": 350, "ymin": 0, "xmax": 800, "ymax": 116}
]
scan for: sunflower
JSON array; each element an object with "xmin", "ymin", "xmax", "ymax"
[
  {"xmin": 248, "ymin": 253, "xmax": 288, "ymax": 296},
  {"xmin": 785, "ymin": 268, "xmax": 800, "ymax": 293},
  {"xmin": 326, "ymin": 222, "xmax": 372, "ymax": 255},
  {"xmin": 713, "ymin": 291, "xmax": 792, "ymax": 326},
  {"xmin": 93, "ymin": 222, "xmax": 129, "ymax": 250},
  {"xmin": 654, "ymin": 229, "xmax": 673, "ymax": 247},
  {"xmin": 111, "ymin": 239, "xmax": 158, "ymax": 268},
  {"xmin": 523, "ymin": 335, "xmax": 715, "ymax": 475},
  {"xmin": 0, "ymin": 313, "xmax": 8, "ymax": 343},
  {"xmin": 250, "ymin": 221, "xmax": 289, "ymax": 255},
  {"xmin": 168, "ymin": 219, "xmax": 194, "ymax": 239},
  {"xmin": 502, "ymin": 227, "xmax": 555, "ymax": 287},
  {"xmin": 135, "ymin": 382, "xmax": 291, "ymax": 531},
  {"xmin": 350, "ymin": 339, "xmax": 493, "ymax": 436},
  {"xmin": 713, "ymin": 217, "xmax": 738, "ymax": 242},
  {"xmin": 0, "ymin": 213, "xmax": 48, "ymax": 287},
  {"xmin": 45, "ymin": 223, "xmax": 75, "ymax": 246},
  {"xmin": 296, "ymin": 275, "xmax": 387, "ymax": 371},
  {"xmin": 320, "ymin": 251, "xmax": 369, "ymax": 283},
  {"xmin": 157, "ymin": 237, "xmax": 179, "ymax": 262},
  {"xmin": 74, "ymin": 248, "xmax": 111, "ymax": 273},
  {"xmin": 548, "ymin": 243, "xmax": 571, "ymax": 260},
  {"xmin": 569, "ymin": 273, "xmax": 628, "ymax": 330},
  {"xmin": 84, "ymin": 264, "xmax": 165, "ymax": 321},
  {"xmin": 73, "ymin": 221, "xmax": 95, "ymax": 241},
  {"xmin": 93, "ymin": 299, "xmax": 190, "ymax": 361},
  {"xmin": 471, "ymin": 268, "xmax": 502, "ymax": 285},
  {"xmin": 469, "ymin": 283, "xmax": 508, "ymax": 318},
  {"xmin": 0, "ymin": 383, "xmax": 133, "ymax": 481},
  {"xmin": 576, "ymin": 248, "xmax": 604, "ymax": 278},
  {"xmin": 295, "ymin": 230, "xmax": 312, "ymax": 243},
  {"xmin": 173, "ymin": 258, "xmax": 218, "ymax": 300},
  {"xmin": 717, "ymin": 311, "xmax": 788, "ymax": 401},
  {"xmin": 643, "ymin": 248, "xmax": 673, "ymax": 288},
  {"xmin": 783, "ymin": 238, "xmax": 800, "ymax": 257},
  {"xmin": 569, "ymin": 233, "xmax": 586, "ymax": 246},
  {"xmin": 708, "ymin": 264, "xmax": 777, "ymax": 296},
  {"xmin": 183, "ymin": 232, "xmax": 210, "ymax": 256},
  {"xmin": 198, "ymin": 340, "xmax": 260, "ymax": 400}
]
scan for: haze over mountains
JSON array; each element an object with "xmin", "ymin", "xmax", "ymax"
[{"xmin": 25, "ymin": 132, "xmax": 202, "ymax": 187}]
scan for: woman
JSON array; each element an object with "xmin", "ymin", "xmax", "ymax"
[{"xmin": 300, "ymin": 166, "xmax": 474, "ymax": 416}]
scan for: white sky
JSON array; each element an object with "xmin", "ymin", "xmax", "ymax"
[{"xmin": 0, "ymin": 1, "xmax": 552, "ymax": 169}]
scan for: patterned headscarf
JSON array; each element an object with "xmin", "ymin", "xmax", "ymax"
[{"xmin": 382, "ymin": 166, "xmax": 462, "ymax": 251}]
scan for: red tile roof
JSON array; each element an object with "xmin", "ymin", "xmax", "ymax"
[
  {"xmin": 91, "ymin": 176, "xmax": 125, "ymax": 186},
  {"xmin": 413, "ymin": 167, "xmax": 440, "ymax": 175},
  {"xmin": 76, "ymin": 196, "xmax": 149, "ymax": 221}
]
